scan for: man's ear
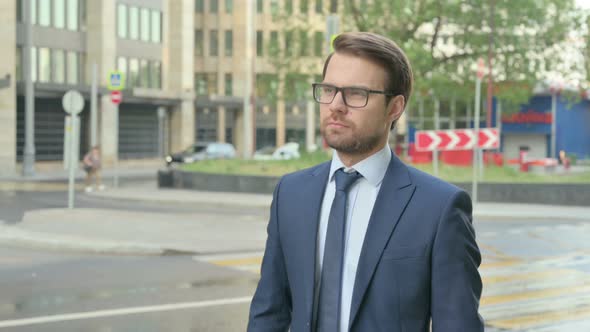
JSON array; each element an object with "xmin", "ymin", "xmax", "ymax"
[{"xmin": 387, "ymin": 95, "xmax": 405, "ymax": 122}]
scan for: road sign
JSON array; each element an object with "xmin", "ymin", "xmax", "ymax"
[
  {"xmin": 62, "ymin": 90, "xmax": 84, "ymax": 115},
  {"xmin": 107, "ymin": 70, "xmax": 125, "ymax": 91},
  {"xmin": 111, "ymin": 90, "xmax": 123, "ymax": 104},
  {"xmin": 415, "ymin": 128, "xmax": 500, "ymax": 151}
]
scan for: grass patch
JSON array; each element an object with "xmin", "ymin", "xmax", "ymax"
[{"xmin": 181, "ymin": 151, "xmax": 590, "ymax": 183}]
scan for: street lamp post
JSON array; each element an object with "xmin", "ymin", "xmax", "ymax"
[{"xmin": 22, "ymin": 0, "xmax": 36, "ymax": 176}]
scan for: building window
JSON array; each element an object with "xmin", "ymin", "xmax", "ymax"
[
  {"xmin": 207, "ymin": 73, "xmax": 217, "ymax": 95},
  {"xmin": 117, "ymin": 4, "xmax": 128, "ymax": 38},
  {"xmin": 195, "ymin": 0, "xmax": 204, "ymax": 12},
  {"xmin": 31, "ymin": 47, "xmax": 37, "ymax": 82},
  {"xmin": 151, "ymin": 61, "xmax": 161, "ymax": 89},
  {"xmin": 314, "ymin": 31, "xmax": 323, "ymax": 56},
  {"xmin": 285, "ymin": 31, "xmax": 293, "ymax": 56},
  {"xmin": 17, "ymin": 0, "xmax": 22, "ymax": 22},
  {"xmin": 16, "ymin": 48, "xmax": 22, "ymax": 81},
  {"xmin": 31, "ymin": 0, "xmax": 37, "ymax": 24},
  {"xmin": 300, "ymin": 0, "xmax": 308, "ymax": 13},
  {"xmin": 195, "ymin": 73, "xmax": 207, "ymax": 95},
  {"xmin": 53, "ymin": 49, "xmax": 65, "ymax": 83},
  {"xmin": 140, "ymin": 8, "xmax": 150, "ymax": 42},
  {"xmin": 270, "ymin": 0, "xmax": 279, "ymax": 16},
  {"xmin": 39, "ymin": 0, "xmax": 51, "ymax": 26},
  {"xmin": 224, "ymin": 30, "xmax": 233, "ymax": 57},
  {"xmin": 129, "ymin": 58, "xmax": 139, "ymax": 87},
  {"xmin": 39, "ymin": 47, "xmax": 51, "ymax": 82},
  {"xmin": 256, "ymin": 30, "xmax": 263, "ymax": 57},
  {"xmin": 285, "ymin": 0, "xmax": 293, "ymax": 14},
  {"xmin": 225, "ymin": 0, "xmax": 233, "ymax": 13},
  {"xmin": 139, "ymin": 59, "xmax": 149, "ymax": 87},
  {"xmin": 315, "ymin": 0, "xmax": 323, "ymax": 13},
  {"xmin": 151, "ymin": 10, "xmax": 161, "ymax": 43},
  {"xmin": 66, "ymin": 0, "xmax": 79, "ymax": 30},
  {"xmin": 330, "ymin": 0, "xmax": 337, "ymax": 13},
  {"xmin": 299, "ymin": 31, "xmax": 308, "ymax": 56},
  {"xmin": 54, "ymin": 0, "xmax": 65, "ymax": 28},
  {"xmin": 210, "ymin": 0, "xmax": 218, "ymax": 13},
  {"xmin": 257, "ymin": 0, "xmax": 263, "ymax": 13},
  {"xmin": 210, "ymin": 30, "xmax": 218, "ymax": 56},
  {"xmin": 129, "ymin": 6, "xmax": 139, "ymax": 40},
  {"xmin": 117, "ymin": 57, "xmax": 127, "ymax": 84},
  {"xmin": 269, "ymin": 30, "xmax": 279, "ymax": 55},
  {"xmin": 195, "ymin": 29, "xmax": 204, "ymax": 56},
  {"xmin": 66, "ymin": 51, "xmax": 78, "ymax": 84},
  {"xmin": 225, "ymin": 73, "xmax": 232, "ymax": 96}
]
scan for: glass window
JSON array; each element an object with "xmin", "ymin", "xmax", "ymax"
[
  {"xmin": 140, "ymin": 8, "xmax": 150, "ymax": 42},
  {"xmin": 53, "ymin": 49, "xmax": 65, "ymax": 83},
  {"xmin": 285, "ymin": 0, "xmax": 293, "ymax": 14},
  {"xmin": 79, "ymin": 51, "xmax": 86, "ymax": 84},
  {"xmin": 224, "ymin": 30, "xmax": 232, "ymax": 57},
  {"xmin": 195, "ymin": 73, "xmax": 207, "ymax": 95},
  {"xmin": 129, "ymin": 6, "xmax": 139, "ymax": 40},
  {"xmin": 76, "ymin": 0, "xmax": 85, "ymax": 31},
  {"xmin": 256, "ymin": 30, "xmax": 263, "ymax": 57},
  {"xmin": 315, "ymin": 0, "xmax": 323, "ymax": 13},
  {"xmin": 269, "ymin": 30, "xmax": 279, "ymax": 55},
  {"xmin": 210, "ymin": 0, "xmax": 218, "ymax": 13},
  {"xmin": 39, "ymin": 47, "xmax": 50, "ymax": 82},
  {"xmin": 16, "ymin": 48, "xmax": 22, "ymax": 81},
  {"xmin": 39, "ymin": 0, "xmax": 51, "ymax": 26},
  {"xmin": 67, "ymin": 0, "xmax": 78, "ymax": 31},
  {"xmin": 195, "ymin": 0, "xmax": 204, "ymax": 12},
  {"xmin": 225, "ymin": 0, "xmax": 232, "ymax": 13},
  {"xmin": 299, "ymin": 31, "xmax": 308, "ymax": 56},
  {"xmin": 117, "ymin": 4, "xmax": 127, "ymax": 38},
  {"xmin": 210, "ymin": 30, "xmax": 218, "ymax": 56},
  {"xmin": 314, "ymin": 31, "xmax": 323, "ymax": 56},
  {"xmin": 53, "ymin": 0, "xmax": 65, "ymax": 28},
  {"xmin": 195, "ymin": 29, "xmax": 204, "ymax": 55},
  {"xmin": 151, "ymin": 61, "xmax": 161, "ymax": 89},
  {"xmin": 17, "ymin": 0, "xmax": 22, "ymax": 22},
  {"xmin": 31, "ymin": 0, "xmax": 37, "ymax": 24},
  {"xmin": 329, "ymin": 0, "xmax": 337, "ymax": 13},
  {"xmin": 129, "ymin": 58, "xmax": 139, "ymax": 87},
  {"xmin": 300, "ymin": 0, "xmax": 308, "ymax": 13},
  {"xmin": 207, "ymin": 73, "xmax": 217, "ymax": 95},
  {"xmin": 140, "ymin": 59, "xmax": 149, "ymax": 87},
  {"xmin": 151, "ymin": 10, "xmax": 161, "ymax": 43},
  {"xmin": 285, "ymin": 31, "xmax": 293, "ymax": 56},
  {"xmin": 31, "ymin": 47, "xmax": 37, "ymax": 82},
  {"xmin": 67, "ymin": 51, "xmax": 78, "ymax": 84},
  {"xmin": 225, "ymin": 73, "xmax": 232, "ymax": 96},
  {"xmin": 117, "ymin": 57, "xmax": 127, "ymax": 83},
  {"xmin": 257, "ymin": 0, "xmax": 263, "ymax": 13},
  {"xmin": 270, "ymin": 0, "xmax": 279, "ymax": 16}
]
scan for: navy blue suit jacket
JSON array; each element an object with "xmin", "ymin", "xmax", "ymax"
[{"xmin": 248, "ymin": 154, "xmax": 484, "ymax": 332}]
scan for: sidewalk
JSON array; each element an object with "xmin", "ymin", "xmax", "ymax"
[{"xmin": 1, "ymin": 172, "xmax": 589, "ymax": 256}]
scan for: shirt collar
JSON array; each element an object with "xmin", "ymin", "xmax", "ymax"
[{"xmin": 329, "ymin": 144, "xmax": 392, "ymax": 187}]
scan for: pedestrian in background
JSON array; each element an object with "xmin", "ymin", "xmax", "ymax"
[
  {"xmin": 248, "ymin": 32, "xmax": 484, "ymax": 331},
  {"xmin": 83, "ymin": 145, "xmax": 104, "ymax": 192}
]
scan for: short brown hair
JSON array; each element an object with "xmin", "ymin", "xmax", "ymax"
[{"xmin": 322, "ymin": 32, "xmax": 413, "ymax": 107}]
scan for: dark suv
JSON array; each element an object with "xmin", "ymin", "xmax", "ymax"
[{"xmin": 165, "ymin": 142, "xmax": 237, "ymax": 166}]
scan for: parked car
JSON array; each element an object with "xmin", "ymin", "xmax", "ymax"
[
  {"xmin": 253, "ymin": 142, "xmax": 301, "ymax": 160},
  {"xmin": 165, "ymin": 142, "xmax": 236, "ymax": 165}
]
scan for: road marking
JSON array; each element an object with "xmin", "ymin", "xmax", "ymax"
[
  {"xmin": 482, "ymin": 283, "xmax": 590, "ymax": 306},
  {"xmin": 0, "ymin": 296, "xmax": 252, "ymax": 328},
  {"xmin": 482, "ymin": 269, "xmax": 574, "ymax": 285},
  {"xmin": 488, "ymin": 305, "xmax": 590, "ymax": 330}
]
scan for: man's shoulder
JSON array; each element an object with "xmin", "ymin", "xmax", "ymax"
[{"xmin": 404, "ymin": 163, "xmax": 463, "ymax": 195}]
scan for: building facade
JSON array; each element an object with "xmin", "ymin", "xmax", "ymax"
[{"xmin": 1, "ymin": 0, "xmax": 343, "ymax": 176}]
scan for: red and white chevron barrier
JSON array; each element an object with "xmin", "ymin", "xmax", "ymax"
[{"xmin": 415, "ymin": 128, "xmax": 500, "ymax": 151}]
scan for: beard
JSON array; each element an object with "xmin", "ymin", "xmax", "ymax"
[{"xmin": 321, "ymin": 124, "xmax": 383, "ymax": 155}]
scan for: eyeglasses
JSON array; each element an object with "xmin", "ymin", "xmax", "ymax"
[{"xmin": 312, "ymin": 83, "xmax": 395, "ymax": 108}]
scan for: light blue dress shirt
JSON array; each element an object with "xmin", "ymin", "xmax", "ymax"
[{"xmin": 314, "ymin": 144, "xmax": 392, "ymax": 331}]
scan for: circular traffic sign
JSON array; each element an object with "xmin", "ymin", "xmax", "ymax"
[
  {"xmin": 111, "ymin": 90, "xmax": 123, "ymax": 104},
  {"xmin": 62, "ymin": 90, "xmax": 85, "ymax": 115}
]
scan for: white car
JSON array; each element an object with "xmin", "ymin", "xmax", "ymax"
[{"xmin": 254, "ymin": 142, "xmax": 301, "ymax": 160}]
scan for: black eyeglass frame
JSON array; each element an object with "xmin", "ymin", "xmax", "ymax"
[{"xmin": 312, "ymin": 83, "xmax": 396, "ymax": 108}]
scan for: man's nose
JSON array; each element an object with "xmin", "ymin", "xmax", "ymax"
[{"xmin": 328, "ymin": 91, "xmax": 347, "ymax": 112}]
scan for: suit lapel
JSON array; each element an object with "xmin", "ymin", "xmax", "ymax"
[
  {"xmin": 348, "ymin": 155, "xmax": 416, "ymax": 328},
  {"xmin": 301, "ymin": 162, "xmax": 330, "ymax": 325}
]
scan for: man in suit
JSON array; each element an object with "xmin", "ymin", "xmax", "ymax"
[{"xmin": 248, "ymin": 32, "xmax": 484, "ymax": 332}]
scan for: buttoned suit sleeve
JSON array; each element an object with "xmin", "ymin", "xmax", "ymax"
[
  {"xmin": 247, "ymin": 179, "xmax": 292, "ymax": 332},
  {"xmin": 430, "ymin": 190, "xmax": 484, "ymax": 331}
]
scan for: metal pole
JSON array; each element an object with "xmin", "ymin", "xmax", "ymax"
[
  {"xmin": 67, "ymin": 115, "xmax": 77, "ymax": 209},
  {"xmin": 113, "ymin": 104, "xmax": 119, "ymax": 187},
  {"xmin": 242, "ymin": 0, "xmax": 254, "ymax": 158},
  {"xmin": 157, "ymin": 107, "xmax": 166, "ymax": 157},
  {"xmin": 90, "ymin": 63, "xmax": 98, "ymax": 146},
  {"xmin": 486, "ymin": 0, "xmax": 495, "ymax": 128},
  {"xmin": 23, "ymin": 0, "xmax": 36, "ymax": 176},
  {"xmin": 551, "ymin": 92, "xmax": 557, "ymax": 159},
  {"xmin": 473, "ymin": 77, "xmax": 482, "ymax": 205}
]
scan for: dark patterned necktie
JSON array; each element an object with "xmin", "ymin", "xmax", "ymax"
[{"xmin": 316, "ymin": 168, "xmax": 362, "ymax": 332}]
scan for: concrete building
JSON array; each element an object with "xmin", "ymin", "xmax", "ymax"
[{"xmin": 1, "ymin": 0, "xmax": 346, "ymax": 176}]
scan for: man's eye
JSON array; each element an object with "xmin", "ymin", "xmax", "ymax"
[
  {"xmin": 323, "ymin": 87, "xmax": 335, "ymax": 94},
  {"xmin": 348, "ymin": 89, "xmax": 365, "ymax": 97}
]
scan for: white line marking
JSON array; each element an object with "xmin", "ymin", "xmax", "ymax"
[{"xmin": 0, "ymin": 296, "xmax": 252, "ymax": 328}]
